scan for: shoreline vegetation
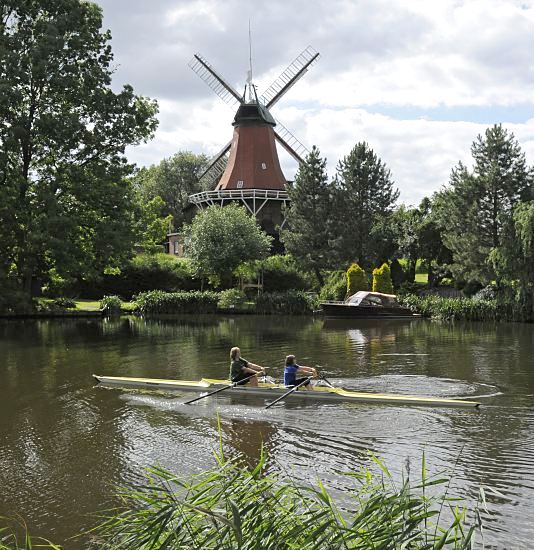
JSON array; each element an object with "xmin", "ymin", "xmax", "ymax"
[
  {"xmin": 1, "ymin": 286, "xmax": 531, "ymax": 323},
  {"xmin": 0, "ymin": 449, "xmax": 484, "ymax": 549}
]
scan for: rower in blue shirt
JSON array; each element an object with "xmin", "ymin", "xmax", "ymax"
[{"xmin": 284, "ymin": 355, "xmax": 317, "ymax": 389}]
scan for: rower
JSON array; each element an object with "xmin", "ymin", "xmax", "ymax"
[
  {"xmin": 229, "ymin": 347, "xmax": 265, "ymax": 387},
  {"xmin": 284, "ymin": 355, "xmax": 317, "ymax": 390}
]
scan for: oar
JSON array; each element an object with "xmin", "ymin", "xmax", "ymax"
[
  {"xmin": 314, "ymin": 365, "xmax": 336, "ymax": 389},
  {"xmin": 320, "ymin": 374, "xmax": 336, "ymax": 388},
  {"xmin": 265, "ymin": 376, "xmax": 312, "ymax": 409},
  {"xmin": 184, "ymin": 371, "xmax": 263, "ymax": 405}
]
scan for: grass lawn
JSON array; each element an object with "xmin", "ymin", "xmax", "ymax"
[
  {"xmin": 415, "ymin": 273, "xmax": 428, "ymax": 284},
  {"xmin": 74, "ymin": 299, "xmax": 135, "ymax": 312}
]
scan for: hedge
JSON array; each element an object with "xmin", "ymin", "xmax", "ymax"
[{"xmin": 134, "ymin": 290, "xmax": 220, "ymax": 315}]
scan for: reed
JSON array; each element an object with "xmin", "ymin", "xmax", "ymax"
[
  {"xmin": 400, "ymin": 294, "xmax": 502, "ymax": 321},
  {"xmin": 90, "ymin": 449, "xmax": 479, "ymax": 549}
]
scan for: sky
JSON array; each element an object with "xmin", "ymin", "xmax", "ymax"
[{"xmin": 96, "ymin": 0, "xmax": 534, "ymax": 205}]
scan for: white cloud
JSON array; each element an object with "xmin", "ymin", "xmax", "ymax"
[{"xmin": 100, "ymin": 0, "xmax": 534, "ymax": 204}]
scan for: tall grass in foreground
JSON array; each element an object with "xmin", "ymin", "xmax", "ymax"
[
  {"xmin": 0, "ymin": 517, "xmax": 61, "ymax": 549},
  {"xmin": 90, "ymin": 448, "xmax": 481, "ymax": 549}
]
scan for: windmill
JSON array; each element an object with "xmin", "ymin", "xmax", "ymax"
[{"xmin": 187, "ymin": 45, "xmax": 319, "ymax": 241}]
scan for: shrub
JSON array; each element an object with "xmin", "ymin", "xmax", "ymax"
[
  {"xmin": 255, "ymin": 291, "xmax": 318, "ymax": 315},
  {"xmin": 462, "ymin": 280, "xmax": 483, "ymax": 297},
  {"xmin": 389, "ymin": 259, "xmax": 407, "ymax": 290},
  {"xmin": 134, "ymin": 290, "xmax": 219, "ymax": 315},
  {"xmin": 260, "ymin": 255, "xmax": 310, "ymax": 292},
  {"xmin": 79, "ymin": 254, "xmax": 201, "ymax": 299},
  {"xmin": 372, "ymin": 263, "xmax": 394, "ymax": 294},
  {"xmin": 92, "ymin": 451, "xmax": 478, "ymax": 549},
  {"xmin": 51, "ymin": 297, "xmax": 76, "ymax": 309},
  {"xmin": 100, "ymin": 295, "xmax": 122, "ymax": 316},
  {"xmin": 217, "ymin": 289, "xmax": 247, "ymax": 310},
  {"xmin": 346, "ymin": 263, "xmax": 368, "ymax": 296},
  {"xmin": 399, "ymin": 294, "xmax": 501, "ymax": 321},
  {"xmin": 318, "ymin": 270, "xmax": 346, "ymax": 301}
]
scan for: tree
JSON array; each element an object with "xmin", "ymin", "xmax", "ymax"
[
  {"xmin": 132, "ymin": 151, "xmax": 209, "ymax": 230},
  {"xmin": 490, "ymin": 201, "xmax": 534, "ymax": 319},
  {"xmin": 346, "ymin": 263, "xmax": 368, "ymax": 295},
  {"xmin": 435, "ymin": 125, "xmax": 533, "ymax": 284},
  {"xmin": 281, "ymin": 146, "xmax": 335, "ymax": 286},
  {"xmin": 136, "ymin": 196, "xmax": 173, "ymax": 254},
  {"xmin": 372, "ymin": 263, "xmax": 394, "ymax": 294},
  {"xmin": 333, "ymin": 142, "xmax": 399, "ymax": 268},
  {"xmin": 183, "ymin": 204, "xmax": 272, "ymax": 286},
  {"xmin": 0, "ymin": 0, "xmax": 158, "ymax": 296}
]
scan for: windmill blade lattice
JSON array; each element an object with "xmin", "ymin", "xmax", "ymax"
[
  {"xmin": 273, "ymin": 118, "xmax": 309, "ymax": 163},
  {"xmin": 260, "ymin": 46, "xmax": 320, "ymax": 108},
  {"xmin": 199, "ymin": 141, "xmax": 231, "ymax": 186},
  {"xmin": 188, "ymin": 54, "xmax": 242, "ymax": 109}
]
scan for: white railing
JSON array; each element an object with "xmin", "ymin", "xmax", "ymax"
[
  {"xmin": 189, "ymin": 188, "xmax": 290, "ymax": 221},
  {"xmin": 189, "ymin": 188, "xmax": 289, "ymax": 205}
]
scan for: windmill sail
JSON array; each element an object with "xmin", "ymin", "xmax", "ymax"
[
  {"xmin": 188, "ymin": 54, "xmax": 242, "ymax": 109},
  {"xmin": 199, "ymin": 142, "xmax": 231, "ymax": 187},
  {"xmin": 260, "ymin": 46, "xmax": 320, "ymax": 108},
  {"xmin": 273, "ymin": 119, "xmax": 309, "ymax": 163}
]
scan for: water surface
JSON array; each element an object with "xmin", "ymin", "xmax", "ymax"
[{"xmin": 0, "ymin": 315, "xmax": 533, "ymax": 547}]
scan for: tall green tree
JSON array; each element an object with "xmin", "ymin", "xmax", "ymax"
[
  {"xmin": 0, "ymin": 0, "xmax": 158, "ymax": 296},
  {"xmin": 435, "ymin": 125, "xmax": 533, "ymax": 283},
  {"xmin": 333, "ymin": 142, "xmax": 399, "ymax": 268},
  {"xmin": 281, "ymin": 146, "xmax": 335, "ymax": 286},
  {"xmin": 490, "ymin": 201, "xmax": 534, "ymax": 319},
  {"xmin": 132, "ymin": 151, "xmax": 209, "ymax": 230},
  {"xmin": 183, "ymin": 204, "xmax": 272, "ymax": 286}
]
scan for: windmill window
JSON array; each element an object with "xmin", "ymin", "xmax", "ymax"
[
  {"xmin": 236, "ymin": 180, "xmax": 244, "ymax": 188},
  {"xmin": 261, "ymin": 162, "xmax": 267, "ymax": 170}
]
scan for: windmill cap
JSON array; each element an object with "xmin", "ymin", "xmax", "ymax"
[{"xmin": 233, "ymin": 101, "xmax": 276, "ymax": 127}]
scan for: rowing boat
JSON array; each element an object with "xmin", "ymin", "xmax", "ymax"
[{"xmin": 93, "ymin": 375, "xmax": 480, "ymax": 409}]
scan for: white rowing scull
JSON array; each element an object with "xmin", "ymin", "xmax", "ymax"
[{"xmin": 93, "ymin": 374, "xmax": 481, "ymax": 409}]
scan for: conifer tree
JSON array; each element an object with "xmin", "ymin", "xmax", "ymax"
[
  {"xmin": 333, "ymin": 142, "xmax": 399, "ymax": 268},
  {"xmin": 281, "ymin": 146, "xmax": 335, "ymax": 286},
  {"xmin": 435, "ymin": 125, "xmax": 534, "ymax": 283}
]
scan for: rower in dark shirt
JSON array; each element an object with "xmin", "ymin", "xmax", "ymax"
[{"xmin": 229, "ymin": 347, "xmax": 264, "ymax": 387}]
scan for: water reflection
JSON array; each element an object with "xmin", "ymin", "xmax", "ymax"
[{"xmin": 0, "ymin": 316, "xmax": 533, "ymax": 547}]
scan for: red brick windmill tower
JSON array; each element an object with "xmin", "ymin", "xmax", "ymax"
[{"xmin": 187, "ymin": 46, "xmax": 319, "ymax": 246}]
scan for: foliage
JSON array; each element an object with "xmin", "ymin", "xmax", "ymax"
[
  {"xmin": 100, "ymin": 295, "xmax": 122, "ymax": 316},
  {"xmin": 318, "ymin": 270, "xmax": 347, "ymax": 301},
  {"xmin": 372, "ymin": 263, "xmax": 394, "ymax": 294},
  {"xmin": 0, "ymin": 0, "xmax": 158, "ymax": 296},
  {"xmin": 134, "ymin": 290, "xmax": 219, "ymax": 315},
  {"xmin": 91, "ymin": 449, "xmax": 478, "ymax": 549},
  {"xmin": 79, "ymin": 254, "xmax": 200, "ymax": 299},
  {"xmin": 184, "ymin": 204, "xmax": 272, "ymax": 285},
  {"xmin": 217, "ymin": 289, "xmax": 247, "ymax": 310},
  {"xmin": 131, "ymin": 151, "xmax": 209, "ymax": 230},
  {"xmin": 389, "ymin": 259, "xmax": 407, "ymax": 290},
  {"xmin": 399, "ymin": 294, "xmax": 503, "ymax": 321},
  {"xmin": 255, "ymin": 291, "xmax": 318, "ymax": 315},
  {"xmin": 53, "ymin": 297, "xmax": 76, "ymax": 309},
  {"xmin": 346, "ymin": 263, "xmax": 368, "ymax": 296},
  {"xmin": 434, "ymin": 125, "xmax": 533, "ymax": 284},
  {"xmin": 281, "ymin": 146, "xmax": 336, "ymax": 285},
  {"xmin": 332, "ymin": 142, "xmax": 399, "ymax": 268},
  {"xmin": 260, "ymin": 255, "xmax": 311, "ymax": 292},
  {"xmin": 135, "ymin": 196, "xmax": 173, "ymax": 254},
  {"xmin": 0, "ymin": 517, "xmax": 61, "ymax": 549}
]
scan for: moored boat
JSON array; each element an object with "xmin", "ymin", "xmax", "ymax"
[
  {"xmin": 93, "ymin": 374, "xmax": 480, "ymax": 409},
  {"xmin": 321, "ymin": 291, "xmax": 418, "ymax": 319}
]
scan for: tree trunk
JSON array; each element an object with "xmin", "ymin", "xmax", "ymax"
[{"xmin": 313, "ymin": 267, "xmax": 324, "ymax": 287}]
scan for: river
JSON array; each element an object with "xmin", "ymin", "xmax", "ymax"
[{"xmin": 0, "ymin": 315, "xmax": 533, "ymax": 547}]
